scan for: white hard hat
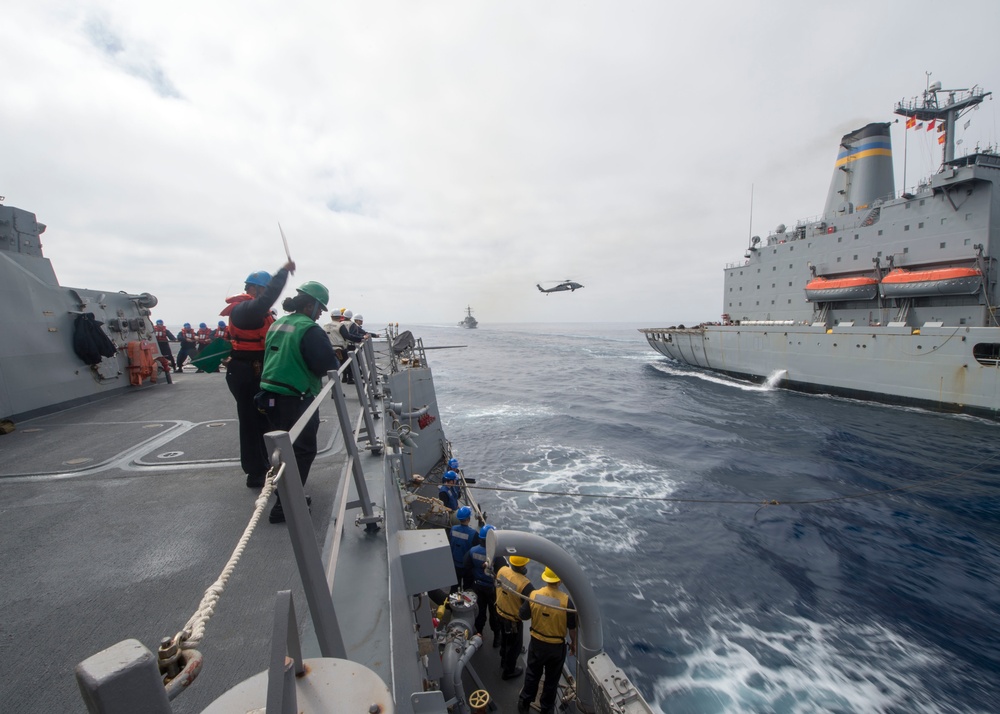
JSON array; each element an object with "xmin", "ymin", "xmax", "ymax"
[
  {"xmin": 343, "ymin": 310, "xmax": 353, "ymax": 319},
  {"xmin": 354, "ymin": 314, "xmax": 363, "ymax": 321}
]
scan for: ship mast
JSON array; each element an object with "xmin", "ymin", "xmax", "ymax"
[{"xmin": 894, "ymin": 81, "xmax": 991, "ymax": 164}]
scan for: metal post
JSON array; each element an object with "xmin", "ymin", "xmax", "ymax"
[
  {"xmin": 328, "ymin": 371, "xmax": 382, "ymax": 532},
  {"xmin": 264, "ymin": 429, "xmax": 348, "ymax": 658},
  {"xmin": 266, "ymin": 590, "xmax": 303, "ymax": 714},
  {"xmin": 486, "ymin": 530, "xmax": 603, "ymax": 714},
  {"xmin": 350, "ymin": 358, "xmax": 382, "ymax": 454},
  {"xmin": 362, "ymin": 338, "xmax": 382, "ymax": 399}
]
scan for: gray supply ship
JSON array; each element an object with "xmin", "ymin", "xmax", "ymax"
[
  {"xmin": 640, "ymin": 81, "xmax": 1000, "ymax": 417},
  {"xmin": 0, "ymin": 203, "xmax": 651, "ymax": 712}
]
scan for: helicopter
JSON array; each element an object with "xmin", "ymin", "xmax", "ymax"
[{"xmin": 536, "ymin": 279, "xmax": 584, "ymax": 295}]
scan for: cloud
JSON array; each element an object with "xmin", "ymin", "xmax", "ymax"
[
  {"xmin": 1, "ymin": 0, "xmax": 998, "ymax": 328},
  {"xmin": 84, "ymin": 13, "xmax": 182, "ymax": 99}
]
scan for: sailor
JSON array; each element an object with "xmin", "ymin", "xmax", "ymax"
[
  {"xmin": 518, "ymin": 568, "xmax": 577, "ymax": 714},
  {"xmin": 175, "ymin": 323, "xmax": 198, "ymax": 372},
  {"xmin": 220, "ymin": 262, "xmax": 294, "ymax": 489},
  {"xmin": 495, "ymin": 555, "xmax": 533, "ymax": 680},
  {"xmin": 463, "ymin": 524, "xmax": 503, "ymax": 646},
  {"xmin": 338, "ymin": 310, "xmax": 361, "ymax": 384},
  {"xmin": 351, "ymin": 313, "xmax": 376, "ymax": 339},
  {"xmin": 153, "ymin": 320, "xmax": 176, "ymax": 370},
  {"xmin": 213, "ymin": 320, "xmax": 228, "ymax": 341},
  {"xmin": 448, "ymin": 506, "xmax": 478, "ymax": 589},
  {"xmin": 259, "ymin": 281, "xmax": 340, "ymax": 524},
  {"xmin": 324, "ymin": 310, "xmax": 350, "ymax": 368},
  {"xmin": 437, "ymin": 470, "xmax": 461, "ymax": 511},
  {"xmin": 194, "ymin": 323, "xmax": 213, "ymax": 372}
]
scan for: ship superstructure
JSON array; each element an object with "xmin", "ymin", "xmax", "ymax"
[
  {"xmin": 641, "ymin": 82, "xmax": 1000, "ymax": 416},
  {"xmin": 0, "ymin": 202, "xmax": 162, "ymax": 421}
]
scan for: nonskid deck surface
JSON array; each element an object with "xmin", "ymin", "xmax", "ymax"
[
  {"xmin": 0, "ymin": 370, "xmax": 357, "ymax": 714},
  {"xmin": 0, "ymin": 371, "xmax": 341, "ymax": 479}
]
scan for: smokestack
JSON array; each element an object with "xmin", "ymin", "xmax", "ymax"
[{"xmin": 823, "ymin": 122, "xmax": 894, "ymax": 219}]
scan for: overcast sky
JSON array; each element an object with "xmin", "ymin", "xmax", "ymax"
[{"xmin": 4, "ymin": 1, "xmax": 999, "ymax": 328}]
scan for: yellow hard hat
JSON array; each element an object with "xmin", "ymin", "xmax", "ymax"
[
  {"xmin": 541, "ymin": 567, "xmax": 560, "ymax": 583},
  {"xmin": 509, "ymin": 556, "xmax": 530, "ymax": 567}
]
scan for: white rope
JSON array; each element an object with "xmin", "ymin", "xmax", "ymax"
[{"xmin": 176, "ymin": 463, "xmax": 284, "ymax": 650}]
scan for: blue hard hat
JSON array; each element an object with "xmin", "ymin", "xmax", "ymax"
[
  {"xmin": 245, "ymin": 270, "xmax": 271, "ymax": 287},
  {"xmin": 200, "ymin": 323, "xmax": 208, "ymax": 328},
  {"xmin": 184, "ymin": 323, "xmax": 191, "ymax": 328},
  {"xmin": 448, "ymin": 458, "xmax": 459, "ymax": 469},
  {"xmin": 456, "ymin": 506, "xmax": 472, "ymax": 520},
  {"xmin": 479, "ymin": 524, "xmax": 495, "ymax": 539},
  {"xmin": 156, "ymin": 320, "xmax": 164, "ymax": 325},
  {"xmin": 218, "ymin": 321, "xmax": 226, "ymax": 327},
  {"xmin": 443, "ymin": 470, "xmax": 458, "ymax": 482}
]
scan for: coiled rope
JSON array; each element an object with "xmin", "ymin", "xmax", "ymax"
[{"xmin": 173, "ymin": 463, "xmax": 284, "ymax": 650}]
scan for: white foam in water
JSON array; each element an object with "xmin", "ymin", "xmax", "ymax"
[
  {"xmin": 495, "ymin": 444, "xmax": 678, "ymax": 554},
  {"xmin": 460, "ymin": 403, "xmax": 555, "ymax": 420},
  {"xmin": 651, "ymin": 362, "xmax": 787, "ymax": 393},
  {"xmin": 649, "ymin": 604, "xmax": 972, "ymax": 714}
]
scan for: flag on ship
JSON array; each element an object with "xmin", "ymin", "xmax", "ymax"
[
  {"xmin": 906, "ymin": 116, "xmax": 916, "ymax": 129},
  {"xmin": 927, "ymin": 119, "xmax": 936, "ymax": 131}
]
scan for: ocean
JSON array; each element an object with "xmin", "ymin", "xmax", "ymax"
[{"xmin": 412, "ymin": 321, "xmax": 1000, "ymax": 714}]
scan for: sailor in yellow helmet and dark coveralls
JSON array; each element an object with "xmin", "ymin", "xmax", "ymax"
[
  {"xmin": 259, "ymin": 281, "xmax": 340, "ymax": 524},
  {"xmin": 517, "ymin": 567, "xmax": 577, "ymax": 714},
  {"xmin": 495, "ymin": 555, "xmax": 534, "ymax": 681}
]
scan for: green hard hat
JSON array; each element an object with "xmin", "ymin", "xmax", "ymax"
[{"xmin": 297, "ymin": 281, "xmax": 329, "ymax": 310}]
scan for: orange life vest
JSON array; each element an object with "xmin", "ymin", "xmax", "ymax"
[
  {"xmin": 221, "ymin": 294, "xmax": 274, "ymax": 353},
  {"xmin": 154, "ymin": 324, "xmax": 169, "ymax": 341}
]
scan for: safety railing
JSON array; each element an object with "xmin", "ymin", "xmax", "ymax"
[{"xmin": 76, "ymin": 339, "xmax": 388, "ymax": 713}]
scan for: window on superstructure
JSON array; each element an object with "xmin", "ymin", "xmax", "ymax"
[
  {"xmin": 853, "ymin": 255, "xmax": 858, "ymax": 261},
  {"xmin": 973, "ymin": 343, "xmax": 1000, "ymax": 366},
  {"xmin": 789, "ymin": 264, "xmax": 793, "ymax": 269},
  {"xmin": 903, "ymin": 247, "xmax": 909, "ymax": 253},
  {"xmin": 965, "ymin": 239, "xmax": 971, "ymax": 245},
  {"xmin": 854, "ymin": 234, "xmax": 859, "ymax": 240},
  {"xmin": 788, "ymin": 282, "xmax": 792, "ymax": 287},
  {"xmin": 772, "ymin": 283, "xmax": 775, "ymax": 288},
  {"xmin": 772, "ymin": 266, "xmax": 776, "ymax": 271},
  {"xmin": 940, "ymin": 242, "xmax": 946, "ymax": 249},
  {"xmin": 904, "ymin": 225, "xmax": 910, "ymax": 231},
  {"xmin": 920, "ymin": 199, "xmax": 925, "ymax": 206},
  {"xmin": 837, "ymin": 257, "xmax": 842, "ymax": 262},
  {"xmin": 918, "ymin": 222, "xmax": 924, "ymax": 229},
  {"xmin": 838, "ymin": 236, "xmax": 843, "ymax": 243},
  {"xmin": 878, "ymin": 230, "xmax": 883, "ymax": 235}
]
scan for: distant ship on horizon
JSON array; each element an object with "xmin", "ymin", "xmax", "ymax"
[
  {"xmin": 641, "ymin": 80, "xmax": 1000, "ymax": 418},
  {"xmin": 459, "ymin": 305, "xmax": 478, "ymax": 329}
]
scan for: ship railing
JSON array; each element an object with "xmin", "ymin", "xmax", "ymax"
[{"xmin": 75, "ymin": 337, "xmax": 390, "ymax": 713}]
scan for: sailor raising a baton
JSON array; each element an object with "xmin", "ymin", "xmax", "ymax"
[{"xmin": 220, "ymin": 257, "xmax": 296, "ymax": 490}]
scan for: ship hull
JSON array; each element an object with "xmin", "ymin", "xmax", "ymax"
[{"xmin": 642, "ymin": 324, "xmax": 1000, "ymax": 417}]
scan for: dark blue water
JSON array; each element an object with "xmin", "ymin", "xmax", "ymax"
[{"xmin": 411, "ymin": 321, "xmax": 1000, "ymax": 714}]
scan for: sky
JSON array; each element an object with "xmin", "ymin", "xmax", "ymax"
[{"xmin": 3, "ymin": 1, "xmax": 999, "ymax": 328}]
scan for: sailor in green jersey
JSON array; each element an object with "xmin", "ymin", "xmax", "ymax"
[{"xmin": 259, "ymin": 281, "xmax": 340, "ymax": 524}]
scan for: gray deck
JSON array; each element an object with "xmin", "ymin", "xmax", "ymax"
[{"xmin": 0, "ymin": 368, "xmax": 355, "ymax": 714}]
